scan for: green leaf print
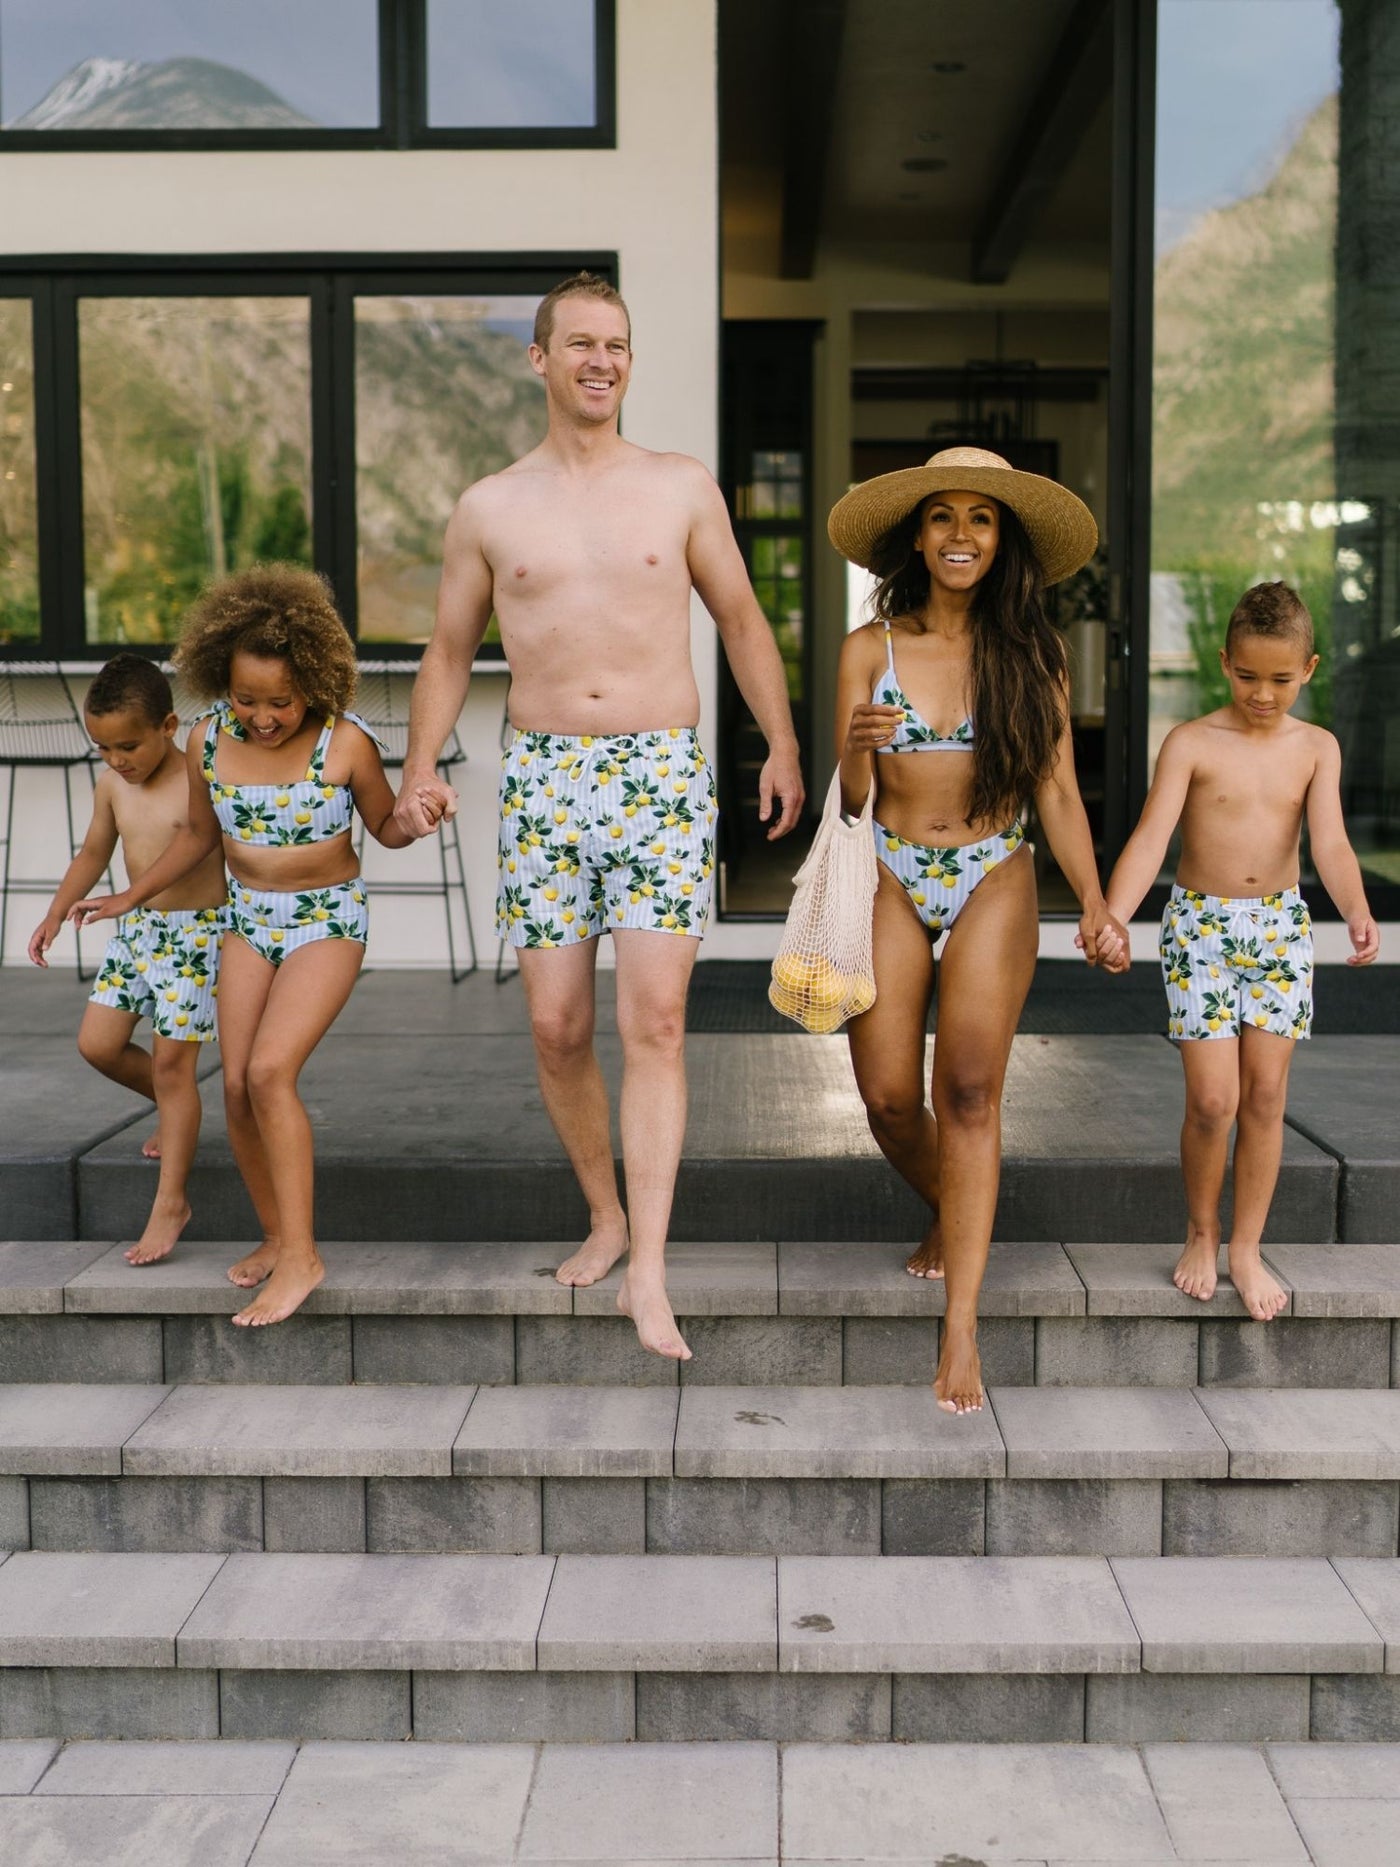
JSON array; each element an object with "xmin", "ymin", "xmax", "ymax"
[{"xmin": 521, "ymin": 918, "xmax": 565, "ymax": 949}]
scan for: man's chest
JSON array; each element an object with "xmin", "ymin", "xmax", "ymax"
[{"xmin": 485, "ymin": 494, "xmax": 689, "ymax": 599}]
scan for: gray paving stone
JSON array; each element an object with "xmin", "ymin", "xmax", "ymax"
[
  {"xmin": 891, "ymin": 1673, "xmax": 1085, "ymax": 1742},
  {"xmin": 1, "ymin": 1795, "xmax": 275, "ymax": 1867},
  {"xmin": 1332, "ymin": 1559, "xmax": 1400, "ymax": 1671},
  {"xmin": 574, "ymin": 1241, "xmax": 777, "ymax": 1316},
  {"xmin": 413, "ymin": 1671, "xmax": 635, "ymax": 1742},
  {"xmin": 63, "ymin": 1241, "xmax": 274, "ymax": 1315},
  {"xmin": 678, "ymin": 1317, "xmax": 843, "ymax": 1386},
  {"xmin": 1267, "ymin": 1740, "xmax": 1400, "ymax": 1796},
  {"xmin": 0, "ymin": 1739, "xmax": 58, "ymax": 1791},
  {"xmin": 36, "ymin": 1737, "xmax": 295, "ymax": 1795},
  {"xmin": 219, "ymin": 1669, "xmax": 410, "ymax": 1741},
  {"xmin": 675, "ymin": 1384, "xmax": 1003, "ymax": 1479},
  {"xmin": 991, "ymin": 1385, "xmax": 1227, "ymax": 1478},
  {"xmin": 1065, "ymin": 1241, "xmax": 1267, "ymax": 1316},
  {"xmin": 780, "ymin": 1742, "xmax": 1173, "ymax": 1863},
  {"xmin": 880, "ymin": 1478, "xmax": 986, "ymax": 1555},
  {"xmin": 542, "ymin": 1477, "xmax": 645, "ymax": 1554},
  {"xmin": 778, "ymin": 1239, "xmax": 1084, "ymax": 1317},
  {"xmin": 1309, "ymin": 1675, "xmax": 1400, "ymax": 1740},
  {"xmin": 840, "ymin": 1315, "xmax": 936, "ymax": 1384},
  {"xmin": 0, "ymin": 1667, "xmax": 220, "ymax": 1739},
  {"xmin": 124, "ymin": 1384, "xmax": 475, "ymax": 1478},
  {"xmin": 0, "ymin": 1477, "xmax": 27, "ymax": 1550},
  {"xmin": 1164, "ymin": 1478, "xmax": 1400, "ymax": 1557},
  {"xmin": 1200, "ymin": 1318, "xmax": 1392, "ymax": 1389},
  {"xmin": 538, "ymin": 1555, "xmax": 775, "ymax": 1671},
  {"xmin": 1111, "ymin": 1556, "xmax": 1384, "ymax": 1673},
  {"xmin": 29, "ymin": 1476, "xmax": 264, "ymax": 1553},
  {"xmin": 1143, "ymin": 1742, "xmax": 1308, "ymax": 1862},
  {"xmin": 1086, "ymin": 1672, "xmax": 1310, "ymax": 1742},
  {"xmin": 1035, "ymin": 1316, "xmax": 1199, "ymax": 1386},
  {"xmin": 646, "ymin": 1477, "xmax": 881, "ymax": 1556},
  {"xmin": 518, "ymin": 1741, "xmax": 778, "ymax": 1861},
  {"xmin": 1262, "ymin": 1243, "xmax": 1400, "ymax": 1318},
  {"xmin": 986, "ymin": 1478, "xmax": 1163, "ymax": 1557},
  {"xmin": 164, "ymin": 1314, "xmax": 353, "ymax": 1384},
  {"xmin": 366, "ymin": 1477, "xmax": 541, "ymax": 1554},
  {"xmin": 1196, "ymin": 1388, "xmax": 1400, "ymax": 1479},
  {"xmin": 263, "ymin": 1477, "xmax": 366, "ymax": 1553},
  {"xmin": 0, "ymin": 1316, "xmax": 162, "ymax": 1383},
  {"xmin": 351, "ymin": 1315, "xmax": 516, "ymax": 1384},
  {"xmin": 779, "ymin": 1555, "xmax": 1139, "ymax": 1674},
  {"xmin": 0, "ymin": 1241, "xmax": 108, "ymax": 1314},
  {"xmin": 179, "ymin": 1552, "xmax": 555, "ymax": 1670},
  {"xmin": 0, "ymin": 1550, "xmax": 225, "ymax": 1666},
  {"xmin": 1289, "ymin": 1798, "xmax": 1400, "ymax": 1867},
  {"xmin": 514, "ymin": 1316, "xmax": 678, "ymax": 1387},
  {"xmin": 0, "ymin": 1384, "xmax": 169, "ymax": 1476},
  {"xmin": 253, "ymin": 1741, "xmax": 538, "ymax": 1865},
  {"xmin": 454, "ymin": 1385, "xmax": 678, "ymax": 1477},
  {"xmin": 635, "ymin": 1671, "xmax": 890, "ymax": 1741}
]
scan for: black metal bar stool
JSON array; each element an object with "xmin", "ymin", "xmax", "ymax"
[
  {"xmin": 0, "ymin": 661, "xmax": 113, "ymax": 978},
  {"xmin": 352, "ymin": 659, "xmax": 478, "ymax": 980}
]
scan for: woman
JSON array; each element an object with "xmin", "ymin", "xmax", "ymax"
[{"xmin": 829, "ymin": 446, "xmax": 1124, "ymax": 1415}]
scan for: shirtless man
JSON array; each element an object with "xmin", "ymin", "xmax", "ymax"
[
  {"xmin": 394, "ymin": 272, "xmax": 803, "ymax": 1359},
  {"xmin": 1104, "ymin": 580, "xmax": 1378, "ymax": 1318}
]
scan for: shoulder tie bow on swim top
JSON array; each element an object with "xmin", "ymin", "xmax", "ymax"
[
  {"xmin": 871, "ymin": 625, "xmax": 974, "ymax": 753},
  {"xmin": 201, "ymin": 700, "xmax": 385, "ymax": 846}
]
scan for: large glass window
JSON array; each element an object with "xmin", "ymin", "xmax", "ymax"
[
  {"xmin": 355, "ymin": 294, "xmax": 546, "ymax": 644},
  {"xmin": 1150, "ymin": 0, "xmax": 1400, "ymax": 893},
  {"xmin": 427, "ymin": 0, "xmax": 599, "ymax": 130},
  {"xmin": 0, "ymin": 295, "xmax": 38, "ymax": 642},
  {"xmin": 78, "ymin": 297, "xmax": 313, "ymax": 646}
]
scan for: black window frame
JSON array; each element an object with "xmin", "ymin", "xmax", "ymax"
[
  {"xmin": 0, "ymin": 0, "xmax": 616, "ymax": 152},
  {"xmin": 0, "ymin": 249, "xmax": 617, "ymax": 662}
]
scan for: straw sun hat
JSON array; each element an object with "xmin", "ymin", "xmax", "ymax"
[{"xmin": 827, "ymin": 445, "xmax": 1098, "ymax": 587}]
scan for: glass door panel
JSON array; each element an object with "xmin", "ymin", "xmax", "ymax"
[{"xmin": 0, "ymin": 297, "xmax": 39, "ymax": 642}]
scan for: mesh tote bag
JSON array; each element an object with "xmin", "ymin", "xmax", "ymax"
[{"xmin": 768, "ymin": 769, "xmax": 878, "ymax": 1032}]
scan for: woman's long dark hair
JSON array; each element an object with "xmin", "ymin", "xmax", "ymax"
[{"xmin": 869, "ymin": 496, "xmax": 1067, "ymax": 826}]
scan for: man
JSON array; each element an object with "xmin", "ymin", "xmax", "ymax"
[{"xmin": 394, "ymin": 272, "xmax": 803, "ymax": 1360}]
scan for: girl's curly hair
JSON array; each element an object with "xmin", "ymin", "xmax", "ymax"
[{"xmin": 174, "ymin": 565, "xmax": 358, "ymax": 717}]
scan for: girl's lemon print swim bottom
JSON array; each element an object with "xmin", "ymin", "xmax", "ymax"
[
  {"xmin": 496, "ymin": 728, "xmax": 718, "ymax": 949},
  {"xmin": 227, "ymin": 879, "xmax": 369, "ymax": 966},
  {"xmin": 873, "ymin": 818, "xmax": 1025, "ymax": 942},
  {"xmin": 1160, "ymin": 883, "xmax": 1313, "ymax": 1042}
]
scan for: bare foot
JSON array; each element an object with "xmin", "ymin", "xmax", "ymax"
[
  {"xmin": 905, "ymin": 1217, "xmax": 944, "ymax": 1279},
  {"xmin": 227, "ymin": 1239, "xmax": 280, "ymax": 1289},
  {"xmin": 617, "ymin": 1265, "xmax": 692, "ymax": 1361},
  {"xmin": 555, "ymin": 1213, "xmax": 630, "ymax": 1288},
  {"xmin": 934, "ymin": 1322, "xmax": 983, "ymax": 1414},
  {"xmin": 231, "ymin": 1251, "xmax": 325, "ymax": 1326},
  {"xmin": 1228, "ymin": 1243, "xmax": 1288, "ymax": 1322},
  {"xmin": 141, "ymin": 1127, "xmax": 162, "ymax": 1160},
  {"xmin": 124, "ymin": 1198, "xmax": 190, "ymax": 1266},
  {"xmin": 1173, "ymin": 1230, "xmax": 1220, "ymax": 1302}
]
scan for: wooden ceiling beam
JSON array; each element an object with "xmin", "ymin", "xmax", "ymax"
[
  {"xmin": 971, "ymin": 0, "xmax": 1113, "ymax": 285},
  {"xmin": 779, "ymin": 0, "xmax": 847, "ymax": 280}
]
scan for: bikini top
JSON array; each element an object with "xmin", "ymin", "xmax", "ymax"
[
  {"xmin": 871, "ymin": 624, "xmax": 975, "ymax": 752},
  {"xmin": 200, "ymin": 701, "xmax": 384, "ymax": 846}
]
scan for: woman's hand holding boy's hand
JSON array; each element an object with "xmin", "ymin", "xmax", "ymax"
[
  {"xmin": 27, "ymin": 915, "xmax": 62, "ymax": 967},
  {"xmin": 1076, "ymin": 900, "xmax": 1131, "ymax": 971},
  {"xmin": 844, "ymin": 704, "xmax": 904, "ymax": 755},
  {"xmin": 1348, "ymin": 914, "xmax": 1380, "ymax": 965},
  {"xmin": 67, "ymin": 894, "xmax": 128, "ymax": 929}
]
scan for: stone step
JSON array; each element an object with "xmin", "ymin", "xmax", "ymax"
[
  {"xmin": 4, "ymin": 1239, "xmax": 1399, "ymax": 1390},
  {"xmin": 0, "ymin": 1549, "xmax": 1396, "ymax": 1744},
  {"xmin": 3, "ymin": 1383, "xmax": 1399, "ymax": 1560}
]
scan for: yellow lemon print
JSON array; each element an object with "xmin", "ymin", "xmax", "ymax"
[
  {"xmin": 175, "ymin": 1012, "xmax": 189, "ymax": 1027},
  {"xmin": 275, "ymin": 793, "xmax": 290, "ymax": 808}
]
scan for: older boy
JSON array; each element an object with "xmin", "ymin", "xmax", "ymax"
[
  {"xmin": 28, "ymin": 654, "xmax": 227, "ymax": 1264},
  {"xmin": 1105, "ymin": 582, "xmax": 1378, "ymax": 1318}
]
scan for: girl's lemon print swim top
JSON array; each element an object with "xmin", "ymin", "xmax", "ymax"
[{"xmin": 200, "ymin": 701, "xmax": 384, "ymax": 847}]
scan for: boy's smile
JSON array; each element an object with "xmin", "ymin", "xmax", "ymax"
[{"xmin": 1220, "ymin": 632, "xmax": 1319, "ymax": 728}]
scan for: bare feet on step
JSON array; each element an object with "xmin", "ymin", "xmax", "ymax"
[
  {"xmin": 227, "ymin": 1239, "xmax": 280, "ymax": 1289},
  {"xmin": 934, "ymin": 1321, "xmax": 982, "ymax": 1414},
  {"xmin": 123, "ymin": 1197, "xmax": 190, "ymax": 1266},
  {"xmin": 1228, "ymin": 1243, "xmax": 1288, "ymax": 1322},
  {"xmin": 617, "ymin": 1264, "xmax": 691, "ymax": 1361},
  {"xmin": 905, "ymin": 1217, "xmax": 944, "ymax": 1279},
  {"xmin": 1173, "ymin": 1228, "xmax": 1220, "ymax": 1302},
  {"xmin": 231, "ymin": 1251, "xmax": 325, "ymax": 1326},
  {"xmin": 141, "ymin": 1127, "xmax": 162, "ymax": 1160},
  {"xmin": 555, "ymin": 1213, "xmax": 630, "ymax": 1288}
]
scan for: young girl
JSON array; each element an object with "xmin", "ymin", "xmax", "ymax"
[{"xmin": 72, "ymin": 566, "xmax": 413, "ymax": 1326}]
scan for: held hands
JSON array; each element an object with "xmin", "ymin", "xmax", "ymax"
[
  {"xmin": 1076, "ymin": 901, "xmax": 1131, "ymax": 971},
  {"xmin": 1349, "ymin": 914, "xmax": 1381, "ymax": 965},
  {"xmin": 758, "ymin": 744, "xmax": 806, "ymax": 840},
  {"xmin": 27, "ymin": 915, "xmax": 62, "ymax": 968},
  {"xmin": 845, "ymin": 703, "xmax": 904, "ymax": 755},
  {"xmin": 392, "ymin": 777, "xmax": 459, "ymax": 841}
]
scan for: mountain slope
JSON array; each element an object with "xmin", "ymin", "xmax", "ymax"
[{"xmin": 10, "ymin": 55, "xmax": 316, "ymax": 130}]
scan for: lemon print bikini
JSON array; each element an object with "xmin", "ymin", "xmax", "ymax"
[
  {"xmin": 201, "ymin": 700, "xmax": 379, "ymax": 966},
  {"xmin": 1159, "ymin": 884, "xmax": 1313, "ymax": 1042},
  {"xmin": 871, "ymin": 624, "xmax": 1024, "ymax": 939}
]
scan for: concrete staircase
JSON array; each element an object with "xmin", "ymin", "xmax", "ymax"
[{"xmin": 1, "ymin": 1235, "xmax": 1398, "ymax": 1747}]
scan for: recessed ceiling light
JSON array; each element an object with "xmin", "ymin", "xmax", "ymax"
[
  {"xmin": 902, "ymin": 156, "xmax": 948, "ymax": 173},
  {"xmin": 930, "ymin": 60, "xmax": 966, "ymax": 73}
]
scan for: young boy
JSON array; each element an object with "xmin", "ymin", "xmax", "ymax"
[
  {"xmin": 1104, "ymin": 581, "xmax": 1378, "ymax": 1318},
  {"xmin": 28, "ymin": 654, "xmax": 227, "ymax": 1265}
]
